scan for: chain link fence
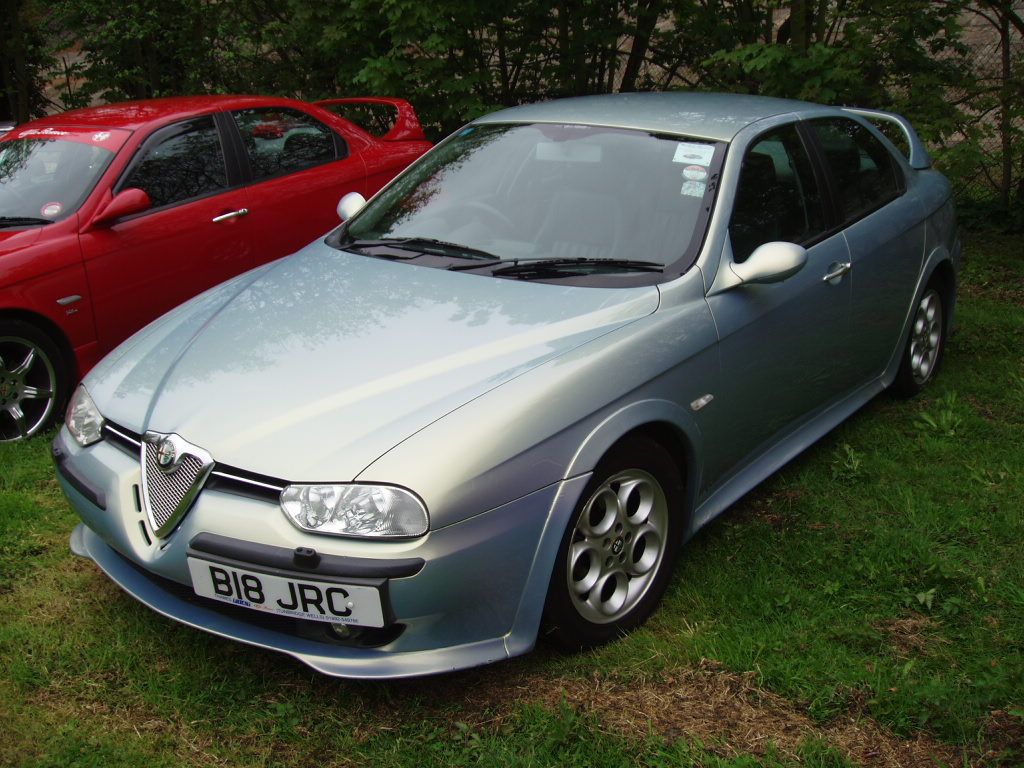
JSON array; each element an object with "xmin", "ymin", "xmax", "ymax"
[{"xmin": 937, "ymin": 15, "xmax": 1023, "ymax": 219}]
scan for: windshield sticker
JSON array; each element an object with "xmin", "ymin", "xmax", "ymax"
[
  {"xmin": 682, "ymin": 164, "xmax": 708, "ymax": 181},
  {"xmin": 40, "ymin": 202, "xmax": 63, "ymax": 218},
  {"xmin": 9, "ymin": 125, "xmax": 130, "ymax": 152},
  {"xmin": 673, "ymin": 142, "xmax": 715, "ymax": 165},
  {"xmin": 680, "ymin": 180, "xmax": 706, "ymax": 198}
]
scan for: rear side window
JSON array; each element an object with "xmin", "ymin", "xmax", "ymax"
[
  {"xmin": 232, "ymin": 108, "xmax": 339, "ymax": 181},
  {"xmin": 809, "ymin": 118, "xmax": 902, "ymax": 223},
  {"xmin": 122, "ymin": 116, "xmax": 228, "ymax": 208},
  {"xmin": 729, "ymin": 125, "xmax": 827, "ymax": 263}
]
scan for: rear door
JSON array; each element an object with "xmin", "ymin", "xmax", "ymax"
[
  {"xmin": 80, "ymin": 114, "xmax": 254, "ymax": 350},
  {"xmin": 226, "ymin": 106, "xmax": 368, "ymax": 262},
  {"xmin": 805, "ymin": 117, "xmax": 924, "ymax": 378}
]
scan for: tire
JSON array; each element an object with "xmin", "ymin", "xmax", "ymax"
[
  {"xmin": 892, "ymin": 283, "xmax": 946, "ymax": 398},
  {"xmin": 541, "ymin": 435, "xmax": 683, "ymax": 650},
  {"xmin": 0, "ymin": 320, "xmax": 69, "ymax": 442}
]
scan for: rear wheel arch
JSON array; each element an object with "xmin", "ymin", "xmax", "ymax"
[{"xmin": 927, "ymin": 258, "xmax": 957, "ymax": 326}]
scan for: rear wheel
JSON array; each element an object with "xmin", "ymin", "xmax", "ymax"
[
  {"xmin": 542, "ymin": 436, "xmax": 683, "ymax": 650},
  {"xmin": 0, "ymin": 321, "xmax": 68, "ymax": 442},
  {"xmin": 892, "ymin": 284, "xmax": 945, "ymax": 397}
]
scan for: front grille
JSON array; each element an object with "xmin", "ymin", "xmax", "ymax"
[
  {"xmin": 143, "ymin": 445, "xmax": 205, "ymax": 530},
  {"xmin": 140, "ymin": 433, "xmax": 214, "ymax": 538}
]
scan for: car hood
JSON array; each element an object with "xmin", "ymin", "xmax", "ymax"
[
  {"xmin": 0, "ymin": 226, "xmax": 44, "ymax": 254},
  {"xmin": 88, "ymin": 241, "xmax": 659, "ymax": 481}
]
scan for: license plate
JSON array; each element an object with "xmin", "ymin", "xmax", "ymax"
[{"xmin": 187, "ymin": 557, "xmax": 385, "ymax": 627}]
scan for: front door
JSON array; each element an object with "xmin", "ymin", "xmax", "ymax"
[
  {"xmin": 703, "ymin": 123, "xmax": 854, "ymax": 487},
  {"xmin": 80, "ymin": 115, "xmax": 254, "ymax": 351}
]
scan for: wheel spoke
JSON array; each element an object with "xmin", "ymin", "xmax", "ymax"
[
  {"xmin": 569, "ymin": 541, "xmax": 602, "ymax": 596},
  {"xmin": 11, "ymin": 346, "xmax": 36, "ymax": 377},
  {"xmin": 7, "ymin": 404, "xmax": 28, "ymax": 438},
  {"xmin": 626, "ymin": 525, "xmax": 662, "ymax": 576},
  {"xmin": 20, "ymin": 385, "xmax": 52, "ymax": 400}
]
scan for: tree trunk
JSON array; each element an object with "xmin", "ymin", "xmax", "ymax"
[
  {"xmin": 620, "ymin": 0, "xmax": 663, "ymax": 92},
  {"xmin": 791, "ymin": 0, "xmax": 809, "ymax": 50}
]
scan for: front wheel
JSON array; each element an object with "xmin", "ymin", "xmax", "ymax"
[
  {"xmin": 0, "ymin": 321, "xmax": 69, "ymax": 442},
  {"xmin": 541, "ymin": 436, "xmax": 683, "ymax": 650},
  {"xmin": 892, "ymin": 285, "xmax": 946, "ymax": 397}
]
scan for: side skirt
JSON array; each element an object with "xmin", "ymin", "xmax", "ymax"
[{"xmin": 687, "ymin": 375, "xmax": 886, "ymax": 539}]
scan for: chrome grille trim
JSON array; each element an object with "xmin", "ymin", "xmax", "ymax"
[
  {"xmin": 102, "ymin": 422, "xmax": 142, "ymax": 456},
  {"xmin": 140, "ymin": 432, "xmax": 214, "ymax": 538},
  {"xmin": 209, "ymin": 470, "xmax": 285, "ymax": 492}
]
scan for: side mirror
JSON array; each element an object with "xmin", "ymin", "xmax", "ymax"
[
  {"xmin": 337, "ymin": 191, "xmax": 367, "ymax": 222},
  {"xmin": 91, "ymin": 188, "xmax": 152, "ymax": 227},
  {"xmin": 716, "ymin": 241, "xmax": 807, "ymax": 293}
]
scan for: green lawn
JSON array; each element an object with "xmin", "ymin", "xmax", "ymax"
[{"xmin": 1, "ymin": 231, "xmax": 1021, "ymax": 767}]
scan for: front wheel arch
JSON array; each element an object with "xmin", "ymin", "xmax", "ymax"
[
  {"xmin": 541, "ymin": 433, "xmax": 686, "ymax": 650},
  {"xmin": 0, "ymin": 313, "xmax": 75, "ymax": 441}
]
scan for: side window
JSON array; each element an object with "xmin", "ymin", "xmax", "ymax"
[
  {"xmin": 810, "ymin": 118, "xmax": 902, "ymax": 223},
  {"xmin": 232, "ymin": 108, "xmax": 339, "ymax": 181},
  {"xmin": 121, "ymin": 116, "xmax": 227, "ymax": 208},
  {"xmin": 729, "ymin": 125, "xmax": 826, "ymax": 263}
]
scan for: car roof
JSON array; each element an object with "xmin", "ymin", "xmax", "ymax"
[
  {"xmin": 474, "ymin": 91, "xmax": 831, "ymax": 142},
  {"xmin": 22, "ymin": 95, "xmax": 322, "ymax": 132}
]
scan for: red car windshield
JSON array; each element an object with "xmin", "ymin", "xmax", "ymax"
[{"xmin": 0, "ymin": 127, "xmax": 129, "ymax": 225}]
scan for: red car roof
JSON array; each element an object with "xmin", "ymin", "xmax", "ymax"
[{"xmin": 26, "ymin": 95, "xmax": 327, "ymax": 132}]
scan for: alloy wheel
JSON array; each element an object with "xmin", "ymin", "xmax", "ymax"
[
  {"xmin": 909, "ymin": 289, "xmax": 943, "ymax": 385},
  {"xmin": 566, "ymin": 468, "xmax": 669, "ymax": 624},
  {"xmin": 0, "ymin": 335, "xmax": 57, "ymax": 441}
]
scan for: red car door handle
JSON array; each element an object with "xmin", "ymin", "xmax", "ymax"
[{"xmin": 212, "ymin": 208, "xmax": 249, "ymax": 223}]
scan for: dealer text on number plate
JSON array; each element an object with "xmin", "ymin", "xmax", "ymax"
[{"xmin": 187, "ymin": 558, "xmax": 385, "ymax": 627}]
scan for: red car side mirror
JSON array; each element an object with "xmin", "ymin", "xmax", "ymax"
[{"xmin": 91, "ymin": 188, "xmax": 152, "ymax": 227}]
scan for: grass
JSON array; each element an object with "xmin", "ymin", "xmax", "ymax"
[{"xmin": 1, "ymin": 230, "xmax": 1022, "ymax": 767}]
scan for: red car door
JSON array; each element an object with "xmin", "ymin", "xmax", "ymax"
[
  {"xmin": 227, "ymin": 106, "xmax": 368, "ymax": 262},
  {"xmin": 79, "ymin": 114, "xmax": 254, "ymax": 349}
]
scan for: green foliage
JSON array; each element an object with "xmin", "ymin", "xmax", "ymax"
[{"xmin": 3, "ymin": 1, "xmax": 1021, "ymax": 214}]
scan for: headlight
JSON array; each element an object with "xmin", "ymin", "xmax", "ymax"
[
  {"xmin": 65, "ymin": 385, "xmax": 104, "ymax": 447},
  {"xmin": 280, "ymin": 484, "xmax": 428, "ymax": 538}
]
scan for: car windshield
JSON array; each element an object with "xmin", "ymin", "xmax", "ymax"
[
  {"xmin": 0, "ymin": 135, "xmax": 119, "ymax": 224},
  {"xmin": 342, "ymin": 122, "xmax": 722, "ymax": 273}
]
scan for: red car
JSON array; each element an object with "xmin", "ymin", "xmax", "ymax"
[{"xmin": 0, "ymin": 95, "xmax": 430, "ymax": 442}]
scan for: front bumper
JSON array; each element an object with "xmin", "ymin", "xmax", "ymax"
[{"xmin": 56, "ymin": 428, "xmax": 589, "ymax": 678}]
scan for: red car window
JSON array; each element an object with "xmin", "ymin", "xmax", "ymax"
[
  {"xmin": 232, "ymin": 108, "xmax": 341, "ymax": 181},
  {"xmin": 121, "ymin": 116, "xmax": 228, "ymax": 209}
]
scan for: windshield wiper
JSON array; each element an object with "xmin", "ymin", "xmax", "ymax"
[
  {"xmin": 0, "ymin": 216, "xmax": 54, "ymax": 228},
  {"xmin": 451, "ymin": 257, "xmax": 664, "ymax": 277},
  {"xmin": 340, "ymin": 236, "xmax": 500, "ymax": 262}
]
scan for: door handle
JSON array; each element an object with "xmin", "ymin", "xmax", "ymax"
[
  {"xmin": 822, "ymin": 261, "xmax": 852, "ymax": 283},
  {"xmin": 212, "ymin": 208, "xmax": 249, "ymax": 223}
]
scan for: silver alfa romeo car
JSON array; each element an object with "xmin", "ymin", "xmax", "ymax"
[{"xmin": 55, "ymin": 93, "xmax": 958, "ymax": 678}]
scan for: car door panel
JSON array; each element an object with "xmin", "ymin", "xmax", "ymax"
[
  {"xmin": 243, "ymin": 157, "xmax": 367, "ymax": 263},
  {"xmin": 844, "ymin": 195, "xmax": 926, "ymax": 376},
  {"xmin": 806, "ymin": 117, "xmax": 926, "ymax": 380},
  {"xmin": 704, "ymin": 231, "xmax": 853, "ymax": 485},
  {"xmin": 701, "ymin": 123, "xmax": 856, "ymax": 487},
  {"xmin": 228, "ymin": 106, "xmax": 369, "ymax": 264},
  {"xmin": 79, "ymin": 115, "xmax": 254, "ymax": 350}
]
